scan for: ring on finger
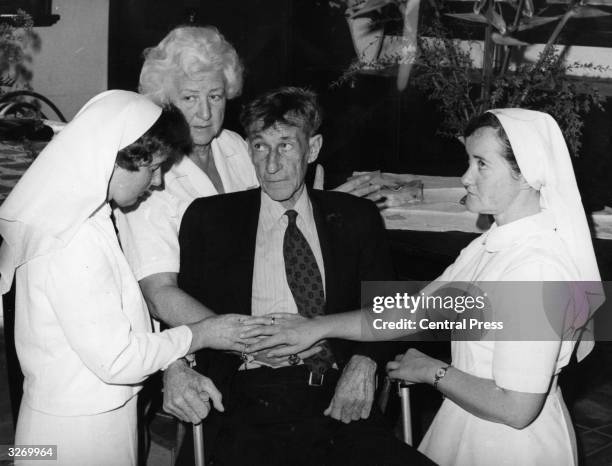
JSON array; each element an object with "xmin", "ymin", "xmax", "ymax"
[{"xmin": 240, "ymin": 343, "xmax": 248, "ymax": 362}]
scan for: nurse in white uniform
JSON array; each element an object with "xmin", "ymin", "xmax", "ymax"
[
  {"xmin": 244, "ymin": 109, "xmax": 603, "ymax": 466},
  {"xmin": 0, "ymin": 90, "xmax": 264, "ymax": 465}
]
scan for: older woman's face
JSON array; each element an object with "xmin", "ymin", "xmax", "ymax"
[
  {"xmin": 170, "ymin": 70, "xmax": 226, "ymax": 146},
  {"xmin": 461, "ymin": 127, "xmax": 522, "ymax": 217}
]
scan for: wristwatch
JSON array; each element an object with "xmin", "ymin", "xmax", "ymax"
[{"xmin": 433, "ymin": 365, "xmax": 451, "ymax": 390}]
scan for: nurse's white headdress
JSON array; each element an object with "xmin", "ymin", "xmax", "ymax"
[
  {"xmin": 489, "ymin": 108, "xmax": 603, "ymax": 359},
  {"xmin": 0, "ymin": 90, "xmax": 162, "ymax": 294}
]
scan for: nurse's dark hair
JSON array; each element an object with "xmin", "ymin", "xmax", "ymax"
[
  {"xmin": 115, "ymin": 104, "xmax": 192, "ymax": 171},
  {"xmin": 464, "ymin": 112, "xmax": 521, "ymax": 177}
]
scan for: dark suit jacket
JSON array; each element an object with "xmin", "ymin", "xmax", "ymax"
[{"xmin": 178, "ymin": 187, "xmax": 395, "ymax": 393}]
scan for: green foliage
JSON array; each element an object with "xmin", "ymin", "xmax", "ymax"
[
  {"xmin": 331, "ymin": 0, "xmax": 610, "ymax": 157},
  {"xmin": 0, "ymin": 10, "xmax": 40, "ymax": 92},
  {"xmin": 487, "ymin": 49, "xmax": 605, "ymax": 155},
  {"xmin": 334, "ymin": 18, "xmax": 605, "ymax": 156},
  {"xmin": 408, "ymin": 20, "xmax": 606, "ymax": 156},
  {"xmin": 408, "ymin": 22, "xmax": 478, "ymax": 139},
  {"xmin": 411, "ymin": 20, "xmax": 605, "ymax": 155}
]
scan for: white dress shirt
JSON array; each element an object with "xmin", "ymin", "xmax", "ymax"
[
  {"xmin": 115, "ymin": 129, "xmax": 259, "ymax": 280},
  {"xmin": 252, "ymin": 188, "xmax": 325, "ymax": 317}
]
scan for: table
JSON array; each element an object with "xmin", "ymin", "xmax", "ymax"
[{"xmin": 377, "ymin": 173, "xmax": 612, "ymax": 240}]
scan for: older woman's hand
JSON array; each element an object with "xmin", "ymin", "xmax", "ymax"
[
  {"xmin": 241, "ymin": 313, "xmax": 325, "ymax": 356},
  {"xmin": 386, "ymin": 348, "xmax": 442, "ymax": 385},
  {"xmin": 314, "ymin": 165, "xmax": 383, "ymax": 201},
  {"xmin": 190, "ymin": 314, "xmax": 272, "ymax": 353}
]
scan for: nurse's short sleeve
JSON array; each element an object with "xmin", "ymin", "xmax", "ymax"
[
  {"xmin": 492, "ymin": 261, "xmax": 569, "ymax": 393},
  {"xmin": 114, "ymin": 189, "xmax": 182, "ymax": 280}
]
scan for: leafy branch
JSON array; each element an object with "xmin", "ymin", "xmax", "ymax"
[{"xmin": 331, "ymin": 0, "xmax": 609, "ymax": 156}]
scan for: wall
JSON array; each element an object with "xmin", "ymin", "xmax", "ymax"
[
  {"xmin": 525, "ymin": 45, "xmax": 612, "ymax": 78},
  {"xmin": 428, "ymin": 40, "xmax": 612, "ymax": 80},
  {"xmin": 30, "ymin": 0, "xmax": 109, "ymax": 120}
]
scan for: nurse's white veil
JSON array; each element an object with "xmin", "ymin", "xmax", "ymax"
[
  {"xmin": 489, "ymin": 108, "xmax": 604, "ymax": 360},
  {"xmin": 0, "ymin": 90, "xmax": 162, "ymax": 296}
]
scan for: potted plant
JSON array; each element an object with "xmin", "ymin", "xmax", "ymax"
[
  {"xmin": 328, "ymin": 0, "xmax": 411, "ymax": 67},
  {"xmin": 334, "ymin": 0, "xmax": 610, "ymax": 156}
]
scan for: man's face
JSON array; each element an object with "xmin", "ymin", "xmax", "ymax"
[
  {"xmin": 248, "ymin": 122, "xmax": 322, "ymax": 209},
  {"xmin": 169, "ymin": 71, "xmax": 226, "ymax": 146}
]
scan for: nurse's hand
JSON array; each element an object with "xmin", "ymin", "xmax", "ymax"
[
  {"xmin": 386, "ymin": 348, "xmax": 440, "ymax": 385},
  {"xmin": 162, "ymin": 359, "xmax": 224, "ymax": 424},
  {"xmin": 189, "ymin": 314, "xmax": 271, "ymax": 353},
  {"xmin": 242, "ymin": 313, "xmax": 325, "ymax": 356}
]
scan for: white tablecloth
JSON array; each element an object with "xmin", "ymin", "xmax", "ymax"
[{"xmin": 379, "ymin": 174, "xmax": 612, "ymax": 240}]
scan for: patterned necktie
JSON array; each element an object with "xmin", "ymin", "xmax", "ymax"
[{"xmin": 283, "ymin": 209, "xmax": 334, "ymax": 378}]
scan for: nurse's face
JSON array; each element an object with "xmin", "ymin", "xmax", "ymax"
[
  {"xmin": 169, "ymin": 70, "xmax": 226, "ymax": 147},
  {"xmin": 108, "ymin": 153, "xmax": 166, "ymax": 207},
  {"xmin": 461, "ymin": 127, "xmax": 522, "ymax": 217}
]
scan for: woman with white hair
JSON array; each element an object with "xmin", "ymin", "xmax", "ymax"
[
  {"xmin": 0, "ymin": 90, "xmax": 268, "ymax": 465},
  {"xmin": 114, "ymin": 28, "xmax": 379, "ymax": 419},
  {"xmin": 244, "ymin": 109, "xmax": 603, "ymax": 465},
  {"xmin": 115, "ymin": 26, "xmax": 257, "ymax": 335},
  {"xmin": 113, "ymin": 27, "xmax": 313, "ymax": 423}
]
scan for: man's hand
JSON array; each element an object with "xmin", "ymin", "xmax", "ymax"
[
  {"xmin": 162, "ymin": 359, "xmax": 224, "ymax": 424},
  {"xmin": 325, "ymin": 355, "xmax": 377, "ymax": 424},
  {"xmin": 314, "ymin": 165, "xmax": 382, "ymax": 200},
  {"xmin": 251, "ymin": 345, "xmax": 323, "ymax": 367}
]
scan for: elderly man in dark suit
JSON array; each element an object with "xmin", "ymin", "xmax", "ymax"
[{"xmin": 171, "ymin": 87, "xmax": 432, "ymax": 466}]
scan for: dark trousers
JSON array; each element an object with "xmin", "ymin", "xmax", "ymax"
[{"xmin": 177, "ymin": 365, "xmax": 434, "ymax": 466}]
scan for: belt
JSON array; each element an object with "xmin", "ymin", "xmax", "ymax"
[
  {"xmin": 233, "ymin": 364, "xmax": 339, "ymax": 388},
  {"xmin": 308, "ymin": 370, "xmax": 325, "ymax": 387}
]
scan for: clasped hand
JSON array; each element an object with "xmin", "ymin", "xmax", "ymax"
[
  {"xmin": 164, "ymin": 314, "xmax": 321, "ymax": 424},
  {"xmin": 238, "ymin": 313, "xmax": 323, "ymax": 366},
  {"xmin": 167, "ymin": 314, "xmax": 379, "ymax": 425},
  {"xmin": 242, "ymin": 314, "xmax": 377, "ymax": 424},
  {"xmin": 240, "ymin": 313, "xmax": 323, "ymax": 357},
  {"xmin": 199, "ymin": 313, "xmax": 316, "ymax": 353}
]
